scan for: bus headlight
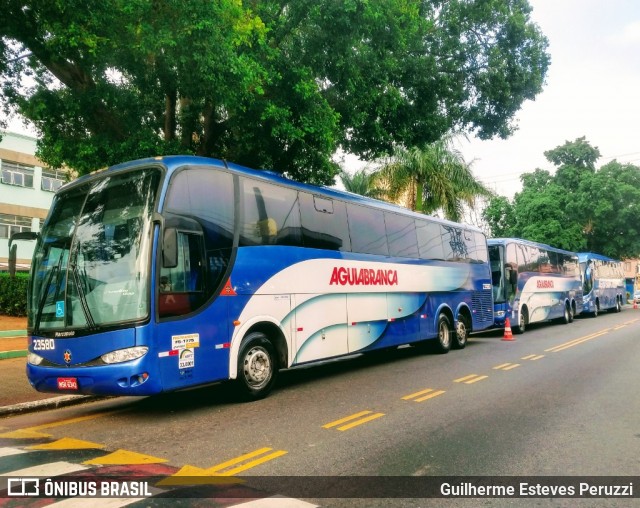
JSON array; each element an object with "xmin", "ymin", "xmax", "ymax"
[
  {"xmin": 28, "ymin": 353, "xmax": 44, "ymax": 365},
  {"xmin": 495, "ymin": 310, "xmax": 506, "ymax": 318},
  {"xmin": 101, "ymin": 347, "xmax": 148, "ymax": 364}
]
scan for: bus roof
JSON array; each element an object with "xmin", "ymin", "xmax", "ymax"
[
  {"xmin": 487, "ymin": 237, "xmax": 577, "ymax": 256},
  {"xmin": 577, "ymin": 252, "xmax": 620, "ymax": 263},
  {"xmin": 58, "ymin": 155, "xmax": 485, "ymax": 234}
]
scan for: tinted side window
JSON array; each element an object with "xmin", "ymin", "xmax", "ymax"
[
  {"xmin": 299, "ymin": 193, "xmax": 351, "ymax": 251},
  {"xmin": 385, "ymin": 213, "xmax": 419, "ymax": 258},
  {"xmin": 474, "ymin": 232, "xmax": 489, "ymax": 262},
  {"xmin": 416, "ymin": 220, "xmax": 445, "ymax": 260},
  {"xmin": 165, "ymin": 168, "xmax": 234, "ymax": 243},
  {"xmin": 442, "ymin": 225, "xmax": 468, "ymax": 261},
  {"xmin": 240, "ymin": 179, "xmax": 302, "ymax": 246},
  {"xmin": 563, "ymin": 254, "xmax": 578, "ymax": 277},
  {"xmin": 347, "ymin": 204, "xmax": 388, "ymax": 256}
]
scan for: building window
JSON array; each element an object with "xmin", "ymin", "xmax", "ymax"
[
  {"xmin": 1, "ymin": 160, "xmax": 35, "ymax": 188},
  {"xmin": 41, "ymin": 169, "xmax": 66, "ymax": 192},
  {"xmin": 0, "ymin": 214, "xmax": 32, "ymax": 239}
]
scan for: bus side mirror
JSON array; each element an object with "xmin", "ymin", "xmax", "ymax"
[
  {"xmin": 163, "ymin": 228, "xmax": 178, "ymax": 268},
  {"xmin": 8, "ymin": 231, "xmax": 39, "ymax": 277}
]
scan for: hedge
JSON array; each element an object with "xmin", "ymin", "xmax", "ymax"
[{"xmin": 0, "ymin": 273, "xmax": 29, "ymax": 316}]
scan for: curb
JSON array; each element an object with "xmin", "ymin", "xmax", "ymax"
[
  {"xmin": 0, "ymin": 330, "xmax": 27, "ymax": 338},
  {"xmin": 0, "ymin": 394, "xmax": 104, "ymax": 418},
  {"xmin": 0, "ymin": 350, "xmax": 27, "ymax": 360}
]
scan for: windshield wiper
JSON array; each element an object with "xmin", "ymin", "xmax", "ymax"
[
  {"xmin": 34, "ymin": 263, "xmax": 60, "ymax": 336},
  {"xmin": 69, "ymin": 260, "xmax": 97, "ymax": 330}
]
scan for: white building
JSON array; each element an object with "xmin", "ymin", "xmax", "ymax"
[{"xmin": 0, "ymin": 131, "xmax": 66, "ymax": 272}]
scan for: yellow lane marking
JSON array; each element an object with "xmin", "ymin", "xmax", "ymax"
[
  {"xmin": 27, "ymin": 438, "xmax": 105, "ymax": 450},
  {"xmin": 521, "ymin": 354, "xmax": 537, "ymax": 360},
  {"xmin": 545, "ymin": 330, "xmax": 609, "ymax": 352},
  {"xmin": 203, "ymin": 447, "xmax": 273, "ymax": 473},
  {"xmin": 402, "ymin": 388, "xmax": 445, "ymax": 402},
  {"xmin": 322, "ymin": 410, "xmax": 373, "ymax": 429},
  {"xmin": 212, "ymin": 449, "xmax": 288, "ymax": 476},
  {"xmin": 336, "ymin": 413, "xmax": 385, "ymax": 431},
  {"xmin": 25, "ymin": 410, "xmax": 124, "ymax": 432},
  {"xmin": 402, "ymin": 388, "xmax": 447, "ymax": 402},
  {"xmin": 167, "ymin": 447, "xmax": 288, "ymax": 478},
  {"xmin": 83, "ymin": 449, "xmax": 168, "ymax": 465},
  {"xmin": 0, "ymin": 429, "xmax": 51, "ymax": 439},
  {"xmin": 493, "ymin": 363, "xmax": 521, "ymax": 371},
  {"xmin": 413, "ymin": 390, "xmax": 446, "ymax": 402},
  {"xmin": 613, "ymin": 324, "xmax": 626, "ymax": 330},
  {"xmin": 402, "ymin": 388, "xmax": 435, "ymax": 400},
  {"xmin": 322, "ymin": 410, "xmax": 386, "ymax": 431},
  {"xmin": 0, "ymin": 410, "xmax": 124, "ymax": 440},
  {"xmin": 454, "ymin": 374, "xmax": 488, "ymax": 384}
]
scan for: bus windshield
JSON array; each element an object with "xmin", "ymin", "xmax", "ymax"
[{"xmin": 29, "ymin": 168, "xmax": 161, "ymax": 333}]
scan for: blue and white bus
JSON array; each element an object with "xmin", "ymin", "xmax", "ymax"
[
  {"xmin": 24, "ymin": 156, "xmax": 494, "ymax": 400},
  {"xmin": 578, "ymin": 252, "xmax": 625, "ymax": 317},
  {"xmin": 488, "ymin": 238, "xmax": 583, "ymax": 334}
]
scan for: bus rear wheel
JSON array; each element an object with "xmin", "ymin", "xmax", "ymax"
[
  {"xmin": 453, "ymin": 314, "xmax": 469, "ymax": 350},
  {"xmin": 236, "ymin": 332, "xmax": 278, "ymax": 401}
]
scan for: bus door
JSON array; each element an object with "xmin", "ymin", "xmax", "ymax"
[{"xmin": 156, "ymin": 223, "xmax": 230, "ymax": 391}]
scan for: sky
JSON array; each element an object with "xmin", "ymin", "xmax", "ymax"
[
  {"xmin": 4, "ymin": 1, "xmax": 640, "ymax": 201},
  {"xmin": 457, "ymin": 0, "xmax": 640, "ymax": 198}
]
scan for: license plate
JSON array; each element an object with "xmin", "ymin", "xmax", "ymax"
[{"xmin": 57, "ymin": 377, "xmax": 78, "ymax": 390}]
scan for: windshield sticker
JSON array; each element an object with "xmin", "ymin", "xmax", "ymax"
[
  {"xmin": 56, "ymin": 301, "xmax": 65, "ymax": 318},
  {"xmin": 172, "ymin": 333, "xmax": 200, "ymax": 349}
]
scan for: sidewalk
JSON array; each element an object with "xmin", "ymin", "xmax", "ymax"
[{"xmin": 0, "ymin": 315, "xmax": 97, "ymax": 417}]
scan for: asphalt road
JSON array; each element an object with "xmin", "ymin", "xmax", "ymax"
[{"xmin": 2, "ymin": 309, "xmax": 639, "ymax": 507}]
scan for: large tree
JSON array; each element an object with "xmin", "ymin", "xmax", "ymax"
[
  {"xmin": 483, "ymin": 138, "xmax": 640, "ymax": 258},
  {"xmin": 1, "ymin": 0, "xmax": 549, "ymax": 183}
]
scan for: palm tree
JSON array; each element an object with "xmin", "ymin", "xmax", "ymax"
[
  {"xmin": 376, "ymin": 138, "xmax": 493, "ymax": 222},
  {"xmin": 338, "ymin": 167, "xmax": 381, "ymax": 198}
]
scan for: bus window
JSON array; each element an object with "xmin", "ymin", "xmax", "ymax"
[
  {"xmin": 347, "ymin": 204, "xmax": 388, "ymax": 256},
  {"xmin": 441, "ymin": 225, "xmax": 468, "ymax": 261},
  {"xmin": 299, "ymin": 193, "xmax": 350, "ymax": 251},
  {"xmin": 240, "ymin": 179, "xmax": 302, "ymax": 247},
  {"xmin": 416, "ymin": 220, "xmax": 445, "ymax": 260},
  {"xmin": 385, "ymin": 213, "xmax": 418, "ymax": 258}
]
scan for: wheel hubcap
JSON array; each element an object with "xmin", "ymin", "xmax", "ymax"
[{"xmin": 243, "ymin": 347, "xmax": 271, "ymax": 388}]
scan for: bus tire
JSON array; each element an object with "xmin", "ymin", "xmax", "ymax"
[
  {"xmin": 513, "ymin": 308, "xmax": 527, "ymax": 334},
  {"xmin": 236, "ymin": 332, "xmax": 278, "ymax": 401},
  {"xmin": 561, "ymin": 303, "xmax": 571, "ymax": 324},
  {"xmin": 431, "ymin": 314, "xmax": 452, "ymax": 354},
  {"xmin": 615, "ymin": 298, "xmax": 622, "ymax": 312},
  {"xmin": 592, "ymin": 302, "xmax": 599, "ymax": 318},
  {"xmin": 453, "ymin": 314, "xmax": 469, "ymax": 350}
]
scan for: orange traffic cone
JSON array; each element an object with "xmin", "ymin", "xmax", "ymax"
[
  {"xmin": 502, "ymin": 317, "xmax": 514, "ymax": 341},
  {"xmin": 634, "ymin": 301, "xmax": 638, "ymax": 310}
]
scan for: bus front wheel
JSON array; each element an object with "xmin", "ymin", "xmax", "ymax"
[
  {"xmin": 236, "ymin": 332, "xmax": 278, "ymax": 401},
  {"xmin": 513, "ymin": 308, "xmax": 527, "ymax": 334},
  {"xmin": 432, "ymin": 314, "xmax": 452, "ymax": 354}
]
